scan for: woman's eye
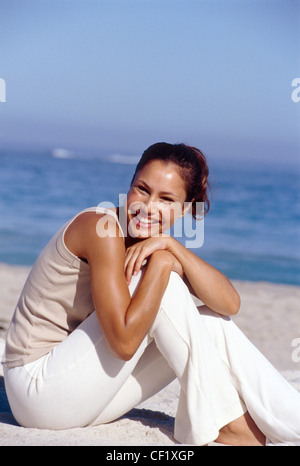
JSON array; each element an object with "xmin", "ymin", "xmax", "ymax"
[
  {"xmin": 161, "ymin": 197, "xmax": 174, "ymax": 203},
  {"xmin": 137, "ymin": 185, "xmax": 148, "ymax": 193}
]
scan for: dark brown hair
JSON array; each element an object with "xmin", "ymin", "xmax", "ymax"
[{"xmin": 131, "ymin": 142, "xmax": 210, "ymax": 219}]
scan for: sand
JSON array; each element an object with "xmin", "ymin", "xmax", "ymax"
[{"xmin": 0, "ymin": 262, "xmax": 299, "ymax": 446}]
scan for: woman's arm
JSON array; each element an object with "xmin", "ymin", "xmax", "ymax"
[
  {"xmin": 64, "ymin": 212, "xmax": 176, "ymax": 361},
  {"xmin": 124, "ymin": 236, "xmax": 240, "ymax": 317},
  {"xmin": 167, "ymin": 238, "xmax": 240, "ymax": 316}
]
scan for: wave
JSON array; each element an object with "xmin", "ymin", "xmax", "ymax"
[
  {"xmin": 51, "ymin": 148, "xmax": 139, "ymax": 165},
  {"xmin": 51, "ymin": 148, "xmax": 74, "ymax": 159},
  {"xmin": 109, "ymin": 154, "xmax": 140, "ymax": 165}
]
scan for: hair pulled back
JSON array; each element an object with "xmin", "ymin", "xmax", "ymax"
[{"xmin": 131, "ymin": 142, "xmax": 210, "ymax": 219}]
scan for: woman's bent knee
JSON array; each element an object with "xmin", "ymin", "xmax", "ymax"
[{"xmin": 150, "ymin": 272, "xmax": 196, "ymax": 335}]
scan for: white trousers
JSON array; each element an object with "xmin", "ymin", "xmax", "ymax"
[{"xmin": 4, "ymin": 272, "xmax": 300, "ymax": 445}]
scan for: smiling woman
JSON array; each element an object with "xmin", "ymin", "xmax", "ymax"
[{"xmin": 2, "ymin": 142, "xmax": 300, "ymax": 446}]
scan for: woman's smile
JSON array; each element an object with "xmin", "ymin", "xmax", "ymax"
[
  {"xmin": 133, "ymin": 210, "xmax": 160, "ymax": 227},
  {"xmin": 128, "ymin": 206, "xmax": 162, "ymax": 237}
]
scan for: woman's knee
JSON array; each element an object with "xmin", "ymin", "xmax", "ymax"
[
  {"xmin": 151, "ymin": 272, "xmax": 195, "ymax": 332},
  {"xmin": 163, "ymin": 271, "xmax": 193, "ymax": 306},
  {"xmin": 167, "ymin": 271, "xmax": 189, "ymax": 294}
]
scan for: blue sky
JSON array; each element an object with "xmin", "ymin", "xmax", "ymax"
[{"xmin": 0, "ymin": 0, "xmax": 299, "ymax": 164}]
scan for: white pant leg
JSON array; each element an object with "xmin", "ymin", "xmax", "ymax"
[
  {"xmin": 198, "ymin": 307, "xmax": 300, "ymax": 445},
  {"xmin": 149, "ymin": 272, "xmax": 246, "ymax": 445},
  {"xmin": 4, "ymin": 313, "xmax": 151, "ymax": 429},
  {"xmin": 95, "ymin": 282, "xmax": 300, "ymax": 446},
  {"xmin": 91, "ymin": 339, "xmax": 176, "ymax": 425},
  {"xmin": 3, "ymin": 272, "xmax": 167, "ymax": 429},
  {"xmin": 98, "ymin": 287, "xmax": 300, "ymax": 446}
]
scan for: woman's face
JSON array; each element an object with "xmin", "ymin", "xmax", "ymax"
[{"xmin": 126, "ymin": 160, "xmax": 187, "ymax": 239}]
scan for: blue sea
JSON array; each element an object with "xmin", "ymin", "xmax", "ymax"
[{"xmin": 0, "ymin": 147, "xmax": 299, "ymax": 285}]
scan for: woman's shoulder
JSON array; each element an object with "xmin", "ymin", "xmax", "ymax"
[
  {"xmin": 64, "ymin": 207, "xmax": 124, "ymax": 261},
  {"xmin": 71, "ymin": 207, "xmax": 123, "ymax": 238}
]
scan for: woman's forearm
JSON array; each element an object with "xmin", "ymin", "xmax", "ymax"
[
  {"xmin": 112, "ymin": 250, "xmax": 174, "ymax": 360},
  {"xmin": 168, "ymin": 238, "xmax": 240, "ymax": 316}
]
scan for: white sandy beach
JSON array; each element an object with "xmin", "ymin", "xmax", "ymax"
[{"xmin": 0, "ymin": 262, "xmax": 299, "ymax": 446}]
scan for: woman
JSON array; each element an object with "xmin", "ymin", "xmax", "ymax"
[{"xmin": 3, "ymin": 142, "xmax": 300, "ymax": 446}]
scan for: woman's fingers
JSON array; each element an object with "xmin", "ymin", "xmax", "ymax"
[
  {"xmin": 125, "ymin": 246, "xmax": 151, "ymax": 283},
  {"xmin": 124, "ymin": 250, "xmax": 136, "ymax": 283},
  {"xmin": 125, "ymin": 247, "xmax": 144, "ymax": 283},
  {"xmin": 124, "ymin": 237, "xmax": 169, "ymax": 284}
]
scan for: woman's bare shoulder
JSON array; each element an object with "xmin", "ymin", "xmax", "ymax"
[{"xmin": 64, "ymin": 210, "xmax": 124, "ymax": 261}]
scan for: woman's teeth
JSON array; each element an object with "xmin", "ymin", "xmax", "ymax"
[{"xmin": 136, "ymin": 213, "xmax": 158, "ymax": 225}]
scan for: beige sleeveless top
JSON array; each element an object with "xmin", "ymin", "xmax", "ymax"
[{"xmin": 3, "ymin": 207, "xmax": 123, "ymax": 368}]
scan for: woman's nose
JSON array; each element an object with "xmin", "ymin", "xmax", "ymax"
[{"xmin": 141, "ymin": 198, "xmax": 158, "ymax": 215}]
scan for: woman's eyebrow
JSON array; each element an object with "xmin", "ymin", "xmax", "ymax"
[{"xmin": 136, "ymin": 179, "xmax": 150, "ymax": 189}]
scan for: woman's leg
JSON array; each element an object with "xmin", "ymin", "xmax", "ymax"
[
  {"xmin": 4, "ymin": 272, "xmax": 175, "ymax": 430},
  {"xmin": 4, "ymin": 271, "xmax": 244, "ymax": 440},
  {"xmin": 198, "ymin": 306, "xmax": 300, "ymax": 445},
  {"xmin": 4, "ymin": 312, "xmax": 151, "ymax": 429},
  {"xmin": 90, "ymin": 339, "xmax": 176, "ymax": 425},
  {"xmin": 147, "ymin": 272, "xmax": 247, "ymax": 445},
  {"xmin": 8, "ymin": 271, "xmax": 294, "ymax": 445}
]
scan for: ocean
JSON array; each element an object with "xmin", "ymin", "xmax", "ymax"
[{"xmin": 0, "ymin": 147, "xmax": 299, "ymax": 286}]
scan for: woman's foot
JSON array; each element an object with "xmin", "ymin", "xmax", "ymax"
[{"xmin": 215, "ymin": 412, "xmax": 266, "ymax": 446}]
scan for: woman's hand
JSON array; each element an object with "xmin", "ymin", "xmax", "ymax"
[{"xmin": 125, "ymin": 236, "xmax": 183, "ymax": 283}]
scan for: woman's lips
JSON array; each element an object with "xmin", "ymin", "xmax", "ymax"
[{"xmin": 131, "ymin": 211, "xmax": 159, "ymax": 229}]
